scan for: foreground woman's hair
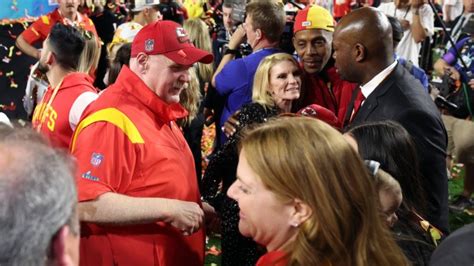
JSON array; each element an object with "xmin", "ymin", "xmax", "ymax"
[{"xmin": 240, "ymin": 117, "xmax": 409, "ymax": 266}]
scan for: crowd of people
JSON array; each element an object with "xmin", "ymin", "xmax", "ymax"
[{"xmin": 0, "ymin": 0, "xmax": 473, "ymax": 265}]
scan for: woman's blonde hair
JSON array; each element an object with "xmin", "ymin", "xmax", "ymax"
[
  {"xmin": 178, "ymin": 67, "xmax": 201, "ymax": 126},
  {"xmin": 77, "ymin": 30, "xmax": 100, "ymax": 77},
  {"xmin": 183, "ymin": 19, "xmax": 214, "ymax": 83},
  {"xmin": 252, "ymin": 53, "xmax": 299, "ymax": 108},
  {"xmin": 240, "ymin": 117, "xmax": 409, "ymax": 266}
]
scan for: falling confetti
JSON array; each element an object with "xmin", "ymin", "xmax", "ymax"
[
  {"xmin": 8, "ymin": 46, "xmax": 14, "ymax": 57},
  {"xmin": 10, "ymin": 78, "xmax": 18, "ymax": 88}
]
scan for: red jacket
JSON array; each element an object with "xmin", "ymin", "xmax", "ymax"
[
  {"xmin": 302, "ymin": 66, "xmax": 357, "ymax": 126},
  {"xmin": 71, "ymin": 66, "xmax": 204, "ymax": 265},
  {"xmin": 32, "ymin": 72, "xmax": 97, "ymax": 149}
]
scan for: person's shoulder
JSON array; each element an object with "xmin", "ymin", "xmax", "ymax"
[
  {"xmin": 33, "ymin": 9, "xmax": 59, "ymax": 26},
  {"xmin": 47, "ymin": 8, "xmax": 62, "ymax": 23},
  {"xmin": 419, "ymin": 4, "xmax": 434, "ymax": 15},
  {"xmin": 240, "ymin": 103, "xmax": 278, "ymax": 119},
  {"xmin": 430, "ymin": 223, "xmax": 474, "ymax": 266},
  {"xmin": 388, "ymin": 66, "xmax": 437, "ymax": 112},
  {"xmin": 221, "ymin": 58, "xmax": 246, "ymax": 74}
]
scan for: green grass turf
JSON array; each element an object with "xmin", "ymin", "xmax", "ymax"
[{"xmin": 448, "ymin": 166, "xmax": 474, "ymax": 231}]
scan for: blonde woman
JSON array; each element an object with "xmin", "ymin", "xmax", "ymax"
[
  {"xmin": 182, "ymin": 18, "xmax": 214, "ymax": 180},
  {"xmin": 202, "ymin": 53, "xmax": 302, "ymax": 265},
  {"xmin": 228, "ymin": 116, "xmax": 409, "ymax": 266},
  {"xmin": 77, "ymin": 29, "xmax": 101, "ymax": 78}
]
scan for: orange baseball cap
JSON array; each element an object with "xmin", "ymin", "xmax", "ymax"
[{"xmin": 293, "ymin": 5, "xmax": 335, "ymax": 33}]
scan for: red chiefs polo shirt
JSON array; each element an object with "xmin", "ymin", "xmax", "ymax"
[{"xmin": 21, "ymin": 8, "xmax": 97, "ymax": 45}]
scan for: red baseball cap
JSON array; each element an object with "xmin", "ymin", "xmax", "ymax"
[{"xmin": 131, "ymin": 20, "xmax": 213, "ymax": 66}]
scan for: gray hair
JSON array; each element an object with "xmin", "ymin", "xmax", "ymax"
[{"xmin": 0, "ymin": 127, "xmax": 77, "ymax": 265}]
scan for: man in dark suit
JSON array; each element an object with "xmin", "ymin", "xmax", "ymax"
[{"xmin": 333, "ymin": 7, "xmax": 449, "ymax": 233}]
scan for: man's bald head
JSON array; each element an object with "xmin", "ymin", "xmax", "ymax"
[{"xmin": 332, "ymin": 7, "xmax": 394, "ymax": 84}]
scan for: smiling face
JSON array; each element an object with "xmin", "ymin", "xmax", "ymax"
[
  {"xmin": 293, "ymin": 29, "xmax": 332, "ymax": 74},
  {"xmin": 268, "ymin": 60, "xmax": 302, "ymax": 104},
  {"xmin": 227, "ymin": 149, "xmax": 298, "ymax": 250}
]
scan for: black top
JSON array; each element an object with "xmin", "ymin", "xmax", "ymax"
[{"xmin": 202, "ymin": 102, "xmax": 278, "ymax": 266}]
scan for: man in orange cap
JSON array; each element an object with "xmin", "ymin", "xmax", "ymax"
[
  {"xmin": 71, "ymin": 20, "xmax": 214, "ymax": 266},
  {"xmin": 293, "ymin": 5, "xmax": 356, "ymax": 125}
]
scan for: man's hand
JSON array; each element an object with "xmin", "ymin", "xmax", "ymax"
[
  {"xmin": 445, "ymin": 66, "xmax": 461, "ymax": 81},
  {"xmin": 223, "ymin": 110, "xmax": 240, "ymax": 138},
  {"xmin": 469, "ymin": 79, "xmax": 474, "ymax": 89},
  {"xmin": 203, "ymin": 107, "xmax": 214, "ymax": 126},
  {"xmin": 399, "ymin": 19, "xmax": 410, "ymax": 30},
  {"xmin": 227, "ymin": 24, "xmax": 246, "ymax": 50},
  {"xmin": 202, "ymin": 202, "xmax": 220, "ymax": 233},
  {"xmin": 165, "ymin": 199, "xmax": 204, "ymax": 236}
]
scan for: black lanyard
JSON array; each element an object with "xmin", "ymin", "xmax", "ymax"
[{"xmin": 394, "ymin": 5, "xmax": 411, "ymax": 19}]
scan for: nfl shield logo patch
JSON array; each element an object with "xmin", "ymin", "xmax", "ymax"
[
  {"xmin": 90, "ymin": 153, "xmax": 104, "ymax": 167},
  {"xmin": 145, "ymin": 39, "xmax": 154, "ymax": 52}
]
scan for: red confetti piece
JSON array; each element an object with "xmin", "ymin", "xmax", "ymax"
[
  {"xmin": 0, "ymin": 102, "xmax": 16, "ymax": 111},
  {"xmin": 8, "ymin": 30, "xmax": 17, "ymax": 39}
]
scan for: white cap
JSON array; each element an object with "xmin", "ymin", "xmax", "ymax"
[{"xmin": 132, "ymin": 0, "xmax": 160, "ymax": 12}]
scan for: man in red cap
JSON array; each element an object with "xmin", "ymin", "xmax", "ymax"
[
  {"xmin": 70, "ymin": 20, "xmax": 213, "ymax": 266},
  {"xmin": 293, "ymin": 5, "xmax": 356, "ymax": 125}
]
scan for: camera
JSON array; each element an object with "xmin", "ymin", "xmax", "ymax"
[{"xmin": 433, "ymin": 70, "xmax": 473, "ymax": 119}]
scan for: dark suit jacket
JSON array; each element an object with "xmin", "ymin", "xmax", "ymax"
[{"xmin": 345, "ymin": 63, "xmax": 449, "ymax": 233}]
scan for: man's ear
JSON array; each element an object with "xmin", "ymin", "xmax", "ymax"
[
  {"xmin": 289, "ymin": 199, "xmax": 313, "ymax": 227},
  {"xmin": 255, "ymin": 29, "xmax": 262, "ymax": 40},
  {"xmin": 136, "ymin": 53, "xmax": 149, "ymax": 74},
  {"xmin": 52, "ymin": 225, "xmax": 75, "ymax": 266},
  {"xmin": 354, "ymin": 43, "xmax": 366, "ymax": 62},
  {"xmin": 46, "ymin": 51, "xmax": 55, "ymax": 66}
]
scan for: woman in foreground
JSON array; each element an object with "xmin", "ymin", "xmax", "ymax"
[{"xmin": 228, "ymin": 117, "xmax": 409, "ymax": 266}]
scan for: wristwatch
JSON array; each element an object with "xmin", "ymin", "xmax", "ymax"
[{"xmin": 224, "ymin": 46, "xmax": 238, "ymax": 55}]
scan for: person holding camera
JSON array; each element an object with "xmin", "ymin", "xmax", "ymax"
[
  {"xmin": 212, "ymin": 0, "xmax": 286, "ymax": 146},
  {"xmin": 434, "ymin": 34, "xmax": 474, "ymax": 211},
  {"xmin": 378, "ymin": 0, "xmax": 434, "ymax": 67}
]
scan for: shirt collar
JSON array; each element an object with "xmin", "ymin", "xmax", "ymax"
[
  {"xmin": 360, "ymin": 60, "xmax": 398, "ymax": 99},
  {"xmin": 115, "ymin": 66, "xmax": 188, "ymax": 123}
]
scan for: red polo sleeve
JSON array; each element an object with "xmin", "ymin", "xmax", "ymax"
[
  {"xmin": 21, "ymin": 17, "xmax": 51, "ymax": 45},
  {"xmin": 72, "ymin": 121, "xmax": 137, "ymax": 202}
]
